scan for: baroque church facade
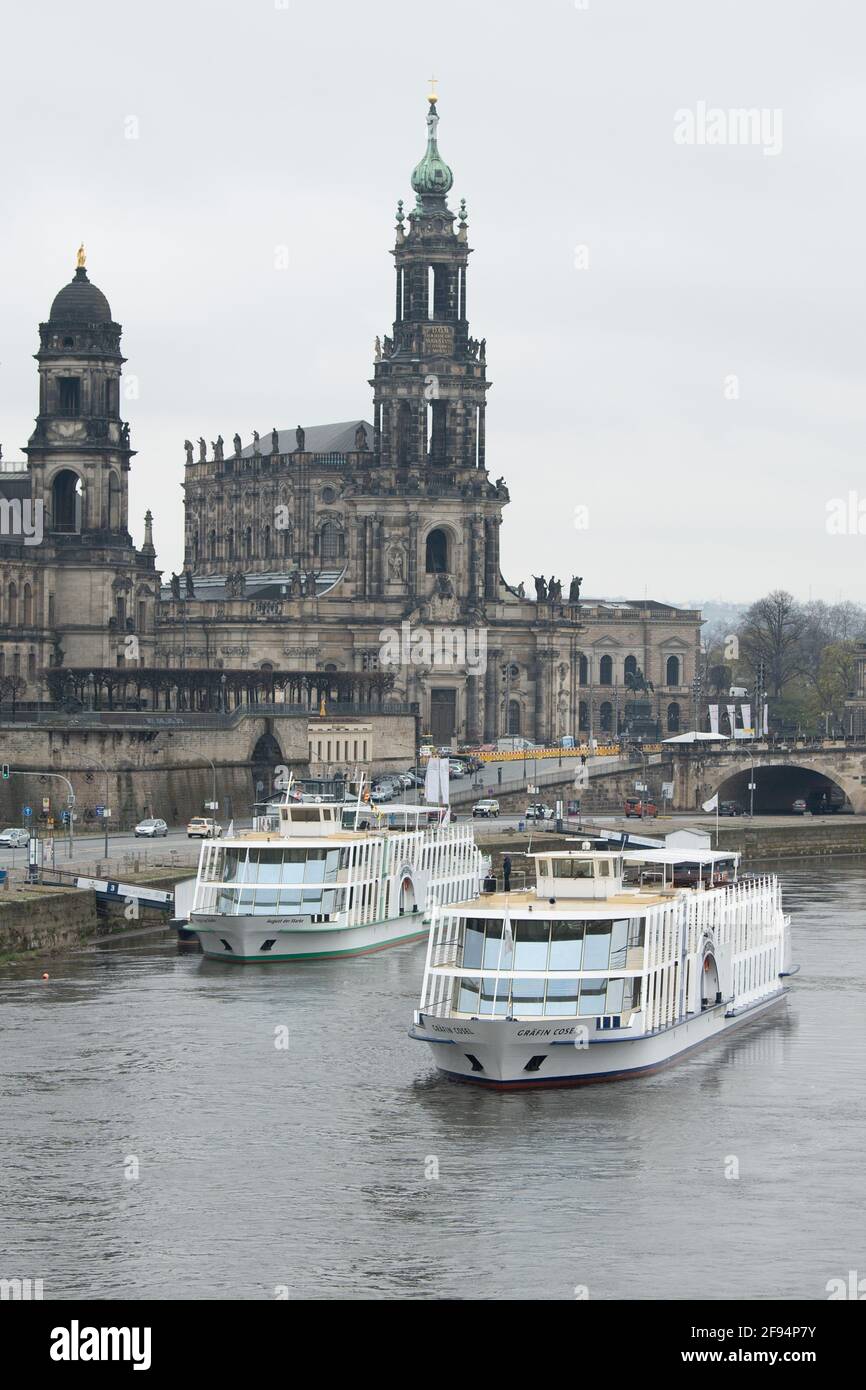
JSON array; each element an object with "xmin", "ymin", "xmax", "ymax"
[{"xmin": 1, "ymin": 95, "xmax": 700, "ymax": 748}]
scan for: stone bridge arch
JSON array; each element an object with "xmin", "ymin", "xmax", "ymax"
[{"xmin": 688, "ymin": 752, "xmax": 866, "ymax": 814}]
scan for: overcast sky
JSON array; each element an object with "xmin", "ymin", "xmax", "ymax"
[{"xmin": 2, "ymin": 0, "xmax": 864, "ymax": 605}]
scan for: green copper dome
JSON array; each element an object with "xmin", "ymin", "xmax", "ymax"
[{"xmin": 411, "ymin": 96, "xmax": 454, "ymax": 209}]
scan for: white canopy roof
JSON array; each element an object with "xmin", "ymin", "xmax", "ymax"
[
  {"xmin": 623, "ymin": 848, "xmax": 739, "ymax": 864},
  {"xmin": 663, "ymin": 731, "xmax": 730, "ymax": 744}
]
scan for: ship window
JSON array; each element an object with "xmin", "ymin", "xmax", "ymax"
[
  {"xmin": 480, "ymin": 976, "xmax": 509, "ymax": 1016},
  {"xmin": 462, "ymin": 920, "xmax": 484, "ymax": 969},
  {"xmin": 545, "ymin": 978, "xmax": 579, "ymax": 1016},
  {"xmin": 609, "ymin": 920, "xmax": 629, "ymax": 970},
  {"xmin": 583, "ymin": 924, "xmax": 612, "ymax": 970},
  {"xmin": 553, "ymin": 858, "xmax": 593, "ymax": 879},
  {"xmin": 578, "ymin": 979, "xmax": 608, "ymax": 1016},
  {"xmin": 260, "ymin": 941, "xmax": 277, "ymax": 952},
  {"xmin": 512, "ymin": 920, "xmax": 548, "ymax": 971},
  {"xmin": 606, "ymin": 978, "xmax": 626, "ymax": 1013},
  {"xmin": 456, "ymin": 976, "xmax": 481, "ymax": 1013},
  {"xmin": 512, "ymin": 978, "xmax": 545, "ymax": 1016},
  {"xmin": 627, "ymin": 919, "xmax": 645, "ymax": 949},
  {"xmin": 549, "ymin": 922, "xmax": 584, "ymax": 971},
  {"xmin": 481, "ymin": 921, "xmax": 504, "ymax": 968}
]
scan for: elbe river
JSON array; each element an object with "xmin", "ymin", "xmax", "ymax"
[{"xmin": 1, "ymin": 859, "xmax": 864, "ymax": 1300}]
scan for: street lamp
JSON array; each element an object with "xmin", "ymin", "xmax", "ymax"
[{"xmin": 92, "ymin": 757, "xmax": 111, "ymax": 859}]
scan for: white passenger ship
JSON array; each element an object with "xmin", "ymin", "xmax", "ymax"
[
  {"xmin": 190, "ymin": 797, "xmax": 484, "ymax": 962},
  {"xmin": 410, "ymin": 844, "xmax": 794, "ymax": 1088}
]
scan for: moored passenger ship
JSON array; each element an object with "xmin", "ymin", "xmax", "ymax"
[
  {"xmin": 410, "ymin": 846, "xmax": 794, "ymax": 1087},
  {"xmin": 190, "ymin": 798, "xmax": 484, "ymax": 962}
]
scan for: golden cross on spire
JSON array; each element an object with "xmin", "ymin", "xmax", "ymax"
[{"xmin": 428, "ymin": 74, "xmax": 438, "ymax": 102}]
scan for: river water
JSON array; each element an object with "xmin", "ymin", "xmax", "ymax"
[{"xmin": 1, "ymin": 859, "xmax": 864, "ymax": 1301}]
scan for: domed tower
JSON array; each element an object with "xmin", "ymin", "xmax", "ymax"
[
  {"xmin": 372, "ymin": 89, "xmax": 491, "ymax": 478},
  {"xmin": 25, "ymin": 246, "xmax": 132, "ymax": 541}
]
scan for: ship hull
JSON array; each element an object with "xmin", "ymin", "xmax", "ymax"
[
  {"xmin": 193, "ymin": 911, "xmax": 427, "ymax": 962},
  {"xmin": 411, "ymin": 989, "xmax": 787, "ymax": 1088}
]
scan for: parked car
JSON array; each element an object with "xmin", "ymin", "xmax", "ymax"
[
  {"xmin": 719, "ymin": 801, "xmax": 744, "ymax": 817},
  {"xmin": 134, "ymin": 817, "xmax": 168, "ymax": 838},
  {"xmin": 624, "ymin": 796, "xmax": 657, "ymax": 819},
  {"xmin": 472, "ymin": 799, "xmax": 500, "ymax": 818},
  {"xmin": 0, "ymin": 827, "xmax": 29, "ymax": 847},
  {"xmin": 370, "ymin": 785, "xmax": 397, "ymax": 804},
  {"xmin": 187, "ymin": 816, "xmax": 222, "ymax": 839},
  {"xmin": 403, "ymin": 770, "xmax": 426, "ymax": 787},
  {"xmin": 448, "ymin": 761, "xmax": 467, "ymax": 778},
  {"xmin": 525, "ymin": 803, "xmax": 554, "ymax": 821},
  {"xmin": 791, "ymin": 799, "xmax": 808, "ymax": 815}
]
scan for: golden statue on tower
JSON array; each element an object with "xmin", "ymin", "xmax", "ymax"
[{"xmin": 76, "ymin": 243, "xmax": 86, "ymax": 268}]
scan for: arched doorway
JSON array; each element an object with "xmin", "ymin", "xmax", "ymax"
[
  {"xmin": 507, "ymin": 699, "xmax": 521, "ymax": 735},
  {"xmin": 701, "ymin": 952, "xmax": 720, "ymax": 1010},
  {"xmin": 399, "ymin": 874, "xmax": 417, "ymax": 914},
  {"xmin": 250, "ymin": 731, "xmax": 285, "ymax": 804}
]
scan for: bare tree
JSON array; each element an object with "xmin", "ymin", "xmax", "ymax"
[{"xmin": 738, "ymin": 590, "xmax": 807, "ymax": 697}]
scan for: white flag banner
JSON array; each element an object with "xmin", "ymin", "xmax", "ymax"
[
  {"xmin": 424, "ymin": 758, "xmax": 441, "ymax": 804},
  {"xmin": 726, "ymin": 703, "xmax": 737, "ymax": 735},
  {"xmin": 502, "ymin": 913, "xmax": 514, "ymax": 961},
  {"xmin": 226, "ymin": 819, "xmax": 235, "ymax": 837},
  {"xmin": 438, "ymin": 757, "xmax": 450, "ymax": 806},
  {"xmin": 708, "ymin": 704, "xmax": 720, "ymax": 735},
  {"xmin": 741, "ymin": 703, "xmax": 751, "ymax": 735},
  {"xmin": 763, "ymin": 703, "xmax": 769, "ymax": 735},
  {"xmin": 702, "ymin": 794, "xmax": 719, "ymax": 812}
]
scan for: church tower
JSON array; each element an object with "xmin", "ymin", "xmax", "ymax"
[
  {"xmin": 373, "ymin": 88, "xmax": 491, "ymax": 480},
  {"xmin": 25, "ymin": 247, "xmax": 132, "ymax": 540}
]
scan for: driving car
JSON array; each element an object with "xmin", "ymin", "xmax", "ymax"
[
  {"xmin": 370, "ymin": 784, "xmax": 397, "ymax": 803},
  {"xmin": 525, "ymin": 803, "xmax": 554, "ymax": 821},
  {"xmin": 134, "ymin": 817, "xmax": 168, "ymax": 838},
  {"xmin": 624, "ymin": 796, "xmax": 657, "ymax": 819},
  {"xmin": 472, "ymin": 799, "xmax": 500, "ymax": 818},
  {"xmin": 448, "ymin": 761, "xmax": 467, "ymax": 778},
  {"xmin": 791, "ymin": 798, "xmax": 808, "ymax": 815},
  {"xmin": 0, "ymin": 827, "xmax": 29, "ymax": 847},
  {"xmin": 187, "ymin": 816, "xmax": 222, "ymax": 839},
  {"xmin": 719, "ymin": 801, "xmax": 744, "ymax": 816}
]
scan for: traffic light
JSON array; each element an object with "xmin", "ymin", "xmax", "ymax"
[{"xmin": 1, "ymin": 764, "xmax": 9, "ymax": 780}]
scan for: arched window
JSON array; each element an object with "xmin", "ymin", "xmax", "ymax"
[
  {"xmin": 0, "ymin": 651, "xmax": 4, "ymax": 678},
  {"xmin": 263, "ymin": 525, "xmax": 271, "ymax": 558},
  {"xmin": 600, "ymin": 701, "xmax": 613, "ymax": 732},
  {"xmin": 666, "ymin": 655, "xmax": 680, "ymax": 686},
  {"xmin": 624, "ymin": 655, "xmax": 638, "ymax": 681},
  {"xmin": 425, "ymin": 528, "xmax": 448, "ymax": 574},
  {"xmin": 579, "ymin": 654, "xmax": 589, "ymax": 686},
  {"xmin": 667, "ymin": 702, "xmax": 681, "ymax": 733},
  {"xmin": 282, "ymin": 526, "xmax": 292, "ymax": 558},
  {"xmin": 108, "ymin": 472, "xmax": 121, "ymax": 530},
  {"xmin": 227, "ymin": 528, "xmax": 234, "ymax": 559},
  {"xmin": 51, "ymin": 469, "xmax": 83, "ymax": 533},
  {"xmin": 8, "ymin": 583, "xmax": 18, "ymax": 626},
  {"xmin": 319, "ymin": 522, "xmax": 344, "ymax": 565},
  {"xmin": 578, "ymin": 700, "xmax": 588, "ymax": 731},
  {"xmin": 27, "ymin": 651, "xmax": 36, "ymax": 680},
  {"xmin": 508, "ymin": 700, "xmax": 521, "ymax": 735},
  {"xmin": 23, "ymin": 584, "xmax": 32, "ymax": 626},
  {"xmin": 245, "ymin": 527, "xmax": 253, "ymax": 558},
  {"xmin": 208, "ymin": 530, "xmax": 216, "ymax": 560},
  {"xmin": 396, "ymin": 401, "xmax": 412, "ymax": 468},
  {"xmin": 599, "ymin": 654, "xmax": 613, "ymax": 686}
]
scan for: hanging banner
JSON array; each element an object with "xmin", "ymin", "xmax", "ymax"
[
  {"xmin": 708, "ymin": 704, "xmax": 720, "ymax": 735},
  {"xmin": 741, "ymin": 702, "xmax": 752, "ymax": 736},
  {"xmin": 763, "ymin": 703, "xmax": 769, "ymax": 736},
  {"xmin": 424, "ymin": 758, "xmax": 442, "ymax": 804},
  {"xmin": 726, "ymin": 703, "xmax": 737, "ymax": 735}
]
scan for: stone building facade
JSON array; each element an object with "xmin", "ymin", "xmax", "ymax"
[
  {"xmin": 0, "ymin": 250, "xmax": 159, "ymax": 694},
  {"xmin": 165, "ymin": 94, "xmax": 700, "ymax": 744},
  {"xmin": 1, "ymin": 97, "xmax": 700, "ymax": 750}
]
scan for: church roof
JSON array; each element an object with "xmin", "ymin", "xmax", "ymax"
[
  {"xmin": 241, "ymin": 421, "xmax": 373, "ymax": 457},
  {"xmin": 48, "ymin": 267, "xmax": 113, "ymax": 326}
]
